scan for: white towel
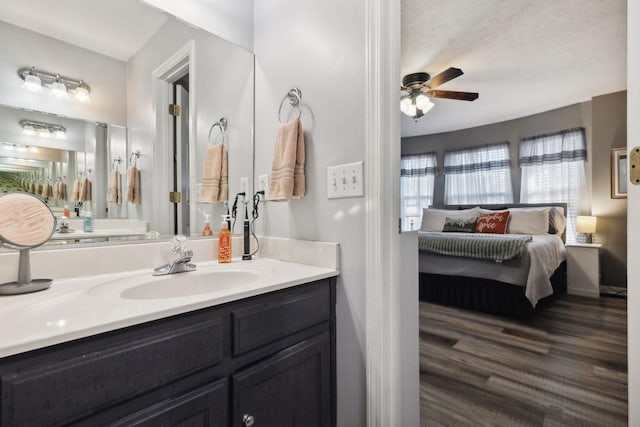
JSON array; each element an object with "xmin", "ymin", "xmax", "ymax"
[
  {"xmin": 269, "ymin": 118, "xmax": 305, "ymax": 201},
  {"xmin": 106, "ymin": 170, "xmax": 122, "ymax": 204},
  {"xmin": 198, "ymin": 144, "xmax": 228, "ymax": 203}
]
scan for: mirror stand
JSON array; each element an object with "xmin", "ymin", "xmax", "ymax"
[{"xmin": 0, "ymin": 248, "xmax": 52, "ymax": 295}]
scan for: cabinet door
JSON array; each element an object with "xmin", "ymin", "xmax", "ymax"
[
  {"xmin": 109, "ymin": 380, "xmax": 228, "ymax": 427},
  {"xmin": 232, "ymin": 333, "xmax": 331, "ymax": 427}
]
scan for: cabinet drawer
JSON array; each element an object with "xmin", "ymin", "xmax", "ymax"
[
  {"xmin": 1, "ymin": 318, "xmax": 223, "ymax": 427},
  {"xmin": 110, "ymin": 379, "xmax": 228, "ymax": 427},
  {"xmin": 232, "ymin": 283, "xmax": 330, "ymax": 356}
]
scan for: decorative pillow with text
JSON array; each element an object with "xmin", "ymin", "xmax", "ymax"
[{"xmin": 475, "ymin": 211, "xmax": 510, "ymax": 234}]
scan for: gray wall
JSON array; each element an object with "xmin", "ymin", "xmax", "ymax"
[{"xmin": 402, "ymin": 91, "xmax": 627, "ymax": 287}]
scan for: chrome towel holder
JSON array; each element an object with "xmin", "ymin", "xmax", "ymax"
[
  {"xmin": 130, "ymin": 150, "xmax": 140, "ymax": 167},
  {"xmin": 278, "ymin": 87, "xmax": 302, "ymax": 123},
  {"xmin": 208, "ymin": 117, "xmax": 228, "ymax": 145}
]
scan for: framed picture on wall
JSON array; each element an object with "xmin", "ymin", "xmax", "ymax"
[{"xmin": 611, "ymin": 147, "xmax": 627, "ymax": 199}]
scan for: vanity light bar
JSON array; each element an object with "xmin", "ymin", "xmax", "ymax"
[
  {"xmin": 20, "ymin": 119, "xmax": 66, "ymax": 139},
  {"xmin": 18, "ymin": 66, "xmax": 91, "ymax": 102}
]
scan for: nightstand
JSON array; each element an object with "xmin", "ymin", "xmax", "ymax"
[{"xmin": 566, "ymin": 243, "xmax": 602, "ymax": 298}]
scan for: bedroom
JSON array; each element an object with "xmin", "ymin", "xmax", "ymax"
[{"xmin": 400, "ymin": 0, "xmax": 628, "ymax": 425}]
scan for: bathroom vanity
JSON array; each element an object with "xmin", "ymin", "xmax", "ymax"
[{"xmin": 0, "ymin": 253, "xmax": 338, "ymax": 427}]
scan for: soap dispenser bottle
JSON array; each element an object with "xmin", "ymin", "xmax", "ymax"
[
  {"xmin": 218, "ymin": 215, "xmax": 231, "ymax": 263},
  {"xmin": 202, "ymin": 213, "xmax": 213, "ymax": 236}
]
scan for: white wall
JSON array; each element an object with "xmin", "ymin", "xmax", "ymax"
[
  {"xmin": 126, "ymin": 18, "xmax": 254, "ymax": 236},
  {"xmin": 141, "ymin": 0, "xmax": 253, "ymax": 52},
  {"xmin": 0, "ymin": 21, "xmax": 127, "ymax": 126},
  {"xmin": 253, "ymin": 1, "xmax": 367, "ymax": 425},
  {"xmin": 627, "ymin": 0, "xmax": 639, "ymax": 423}
]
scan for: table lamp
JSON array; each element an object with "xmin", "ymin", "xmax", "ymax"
[
  {"xmin": 576, "ymin": 215, "xmax": 597, "ymax": 243},
  {"xmin": 405, "ymin": 205, "xmax": 420, "ymax": 231}
]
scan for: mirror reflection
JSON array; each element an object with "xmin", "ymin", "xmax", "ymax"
[{"xmin": 0, "ymin": 0, "xmax": 254, "ymax": 245}]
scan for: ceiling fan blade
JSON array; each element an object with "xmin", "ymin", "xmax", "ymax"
[
  {"xmin": 427, "ymin": 90, "xmax": 479, "ymax": 101},
  {"xmin": 428, "ymin": 67, "xmax": 463, "ymax": 89}
]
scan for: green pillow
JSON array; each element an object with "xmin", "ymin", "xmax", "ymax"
[{"xmin": 442, "ymin": 216, "xmax": 477, "ymax": 233}]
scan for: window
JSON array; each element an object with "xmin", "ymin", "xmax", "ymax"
[
  {"xmin": 400, "ymin": 152, "xmax": 437, "ymax": 231},
  {"xmin": 519, "ymin": 128, "xmax": 587, "ymax": 243},
  {"xmin": 444, "ymin": 142, "xmax": 513, "ymax": 204}
]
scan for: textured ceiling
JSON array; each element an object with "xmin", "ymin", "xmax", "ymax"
[
  {"xmin": 0, "ymin": 0, "xmax": 169, "ymax": 61},
  {"xmin": 401, "ymin": 0, "xmax": 627, "ymax": 137}
]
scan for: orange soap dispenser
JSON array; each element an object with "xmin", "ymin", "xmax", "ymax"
[{"xmin": 218, "ymin": 215, "xmax": 231, "ymax": 263}]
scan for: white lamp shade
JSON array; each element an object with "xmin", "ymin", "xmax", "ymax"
[
  {"xmin": 576, "ymin": 216, "xmax": 597, "ymax": 234},
  {"xmin": 400, "ymin": 97, "xmax": 414, "ymax": 115},
  {"xmin": 50, "ymin": 81, "xmax": 68, "ymax": 99},
  {"xmin": 415, "ymin": 94, "xmax": 434, "ymax": 112},
  {"xmin": 74, "ymin": 86, "xmax": 90, "ymax": 103},
  {"xmin": 22, "ymin": 74, "xmax": 43, "ymax": 92},
  {"xmin": 21, "ymin": 124, "xmax": 36, "ymax": 136},
  {"xmin": 405, "ymin": 206, "xmax": 420, "ymax": 217}
]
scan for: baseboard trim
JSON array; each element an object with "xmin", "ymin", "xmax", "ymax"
[{"xmin": 567, "ymin": 287, "xmax": 600, "ymax": 298}]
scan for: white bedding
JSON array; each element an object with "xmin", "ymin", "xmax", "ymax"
[{"xmin": 418, "ymin": 233, "xmax": 566, "ymax": 307}]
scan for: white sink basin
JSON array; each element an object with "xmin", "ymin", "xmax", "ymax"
[{"xmin": 89, "ymin": 266, "xmax": 272, "ymax": 300}]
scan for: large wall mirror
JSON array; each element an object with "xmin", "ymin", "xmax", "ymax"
[{"xmin": 0, "ymin": 0, "xmax": 254, "ymax": 246}]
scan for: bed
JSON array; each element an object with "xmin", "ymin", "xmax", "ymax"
[{"xmin": 418, "ymin": 203, "xmax": 567, "ymax": 317}]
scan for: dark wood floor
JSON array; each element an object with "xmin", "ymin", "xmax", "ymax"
[{"xmin": 419, "ymin": 295, "xmax": 628, "ymax": 427}]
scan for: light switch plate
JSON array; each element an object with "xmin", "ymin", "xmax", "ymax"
[
  {"xmin": 240, "ymin": 177, "xmax": 249, "ymax": 195},
  {"xmin": 327, "ymin": 161, "xmax": 364, "ymax": 199},
  {"xmin": 258, "ymin": 174, "xmax": 269, "ymax": 200}
]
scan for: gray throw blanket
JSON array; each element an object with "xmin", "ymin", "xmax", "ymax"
[{"xmin": 418, "ymin": 232, "xmax": 532, "ymax": 264}]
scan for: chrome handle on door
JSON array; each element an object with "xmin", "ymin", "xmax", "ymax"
[{"xmin": 242, "ymin": 414, "xmax": 255, "ymax": 426}]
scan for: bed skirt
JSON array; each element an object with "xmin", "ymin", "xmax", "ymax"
[{"xmin": 419, "ymin": 262, "xmax": 567, "ymax": 317}]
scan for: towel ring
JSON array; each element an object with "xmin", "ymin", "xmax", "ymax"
[
  {"xmin": 208, "ymin": 117, "xmax": 228, "ymax": 145},
  {"xmin": 130, "ymin": 150, "xmax": 140, "ymax": 167},
  {"xmin": 278, "ymin": 88, "xmax": 302, "ymax": 124}
]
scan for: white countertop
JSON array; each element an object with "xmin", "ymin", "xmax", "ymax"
[{"xmin": 0, "ymin": 257, "xmax": 338, "ymax": 358}]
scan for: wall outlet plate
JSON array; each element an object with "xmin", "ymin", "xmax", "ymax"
[
  {"xmin": 327, "ymin": 161, "xmax": 364, "ymax": 199},
  {"xmin": 258, "ymin": 174, "xmax": 269, "ymax": 200},
  {"xmin": 240, "ymin": 177, "xmax": 249, "ymax": 194}
]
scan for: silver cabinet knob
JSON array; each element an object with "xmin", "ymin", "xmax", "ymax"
[{"xmin": 242, "ymin": 414, "xmax": 255, "ymax": 427}]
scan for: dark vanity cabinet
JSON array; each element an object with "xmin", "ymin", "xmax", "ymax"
[{"xmin": 0, "ymin": 278, "xmax": 336, "ymax": 427}]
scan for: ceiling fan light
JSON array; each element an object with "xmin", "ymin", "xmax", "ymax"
[
  {"xmin": 415, "ymin": 94, "xmax": 433, "ymax": 111},
  {"xmin": 22, "ymin": 74, "xmax": 43, "ymax": 92},
  {"xmin": 400, "ymin": 97, "xmax": 414, "ymax": 115}
]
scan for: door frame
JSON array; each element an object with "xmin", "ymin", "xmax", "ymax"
[{"xmin": 152, "ymin": 40, "xmax": 197, "ymax": 237}]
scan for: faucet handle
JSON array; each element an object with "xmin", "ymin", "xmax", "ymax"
[{"xmin": 180, "ymin": 249, "xmax": 193, "ymax": 260}]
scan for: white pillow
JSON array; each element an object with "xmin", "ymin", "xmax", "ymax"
[
  {"xmin": 508, "ymin": 208, "xmax": 550, "ymax": 235},
  {"xmin": 420, "ymin": 207, "xmax": 480, "ymax": 232},
  {"xmin": 549, "ymin": 206, "xmax": 567, "ymax": 235}
]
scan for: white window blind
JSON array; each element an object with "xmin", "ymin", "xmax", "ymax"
[
  {"xmin": 519, "ymin": 128, "xmax": 587, "ymax": 243},
  {"xmin": 444, "ymin": 142, "xmax": 513, "ymax": 204},
  {"xmin": 400, "ymin": 152, "xmax": 437, "ymax": 231}
]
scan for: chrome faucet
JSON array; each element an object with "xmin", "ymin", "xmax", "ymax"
[{"xmin": 153, "ymin": 236, "xmax": 197, "ymax": 276}]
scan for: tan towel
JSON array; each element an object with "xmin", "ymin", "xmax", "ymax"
[
  {"xmin": 106, "ymin": 170, "xmax": 122, "ymax": 204},
  {"xmin": 78, "ymin": 178, "xmax": 92, "ymax": 202},
  {"xmin": 59, "ymin": 182, "xmax": 67, "ymax": 201},
  {"xmin": 41, "ymin": 183, "xmax": 53, "ymax": 198},
  {"xmin": 198, "ymin": 144, "xmax": 228, "ymax": 203},
  {"xmin": 269, "ymin": 118, "xmax": 305, "ymax": 201},
  {"xmin": 71, "ymin": 179, "xmax": 80, "ymax": 201},
  {"xmin": 127, "ymin": 166, "xmax": 141, "ymax": 205}
]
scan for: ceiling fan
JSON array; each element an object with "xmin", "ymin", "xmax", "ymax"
[{"xmin": 400, "ymin": 67, "xmax": 479, "ymax": 120}]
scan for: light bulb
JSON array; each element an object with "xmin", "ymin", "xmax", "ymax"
[
  {"xmin": 53, "ymin": 129, "xmax": 66, "ymax": 139},
  {"xmin": 74, "ymin": 85, "xmax": 90, "ymax": 103},
  {"xmin": 38, "ymin": 128, "xmax": 52, "ymax": 138},
  {"xmin": 50, "ymin": 81, "xmax": 68, "ymax": 99},
  {"xmin": 22, "ymin": 74, "xmax": 43, "ymax": 92}
]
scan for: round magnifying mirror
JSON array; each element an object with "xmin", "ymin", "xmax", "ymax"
[{"xmin": 0, "ymin": 192, "xmax": 56, "ymax": 295}]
